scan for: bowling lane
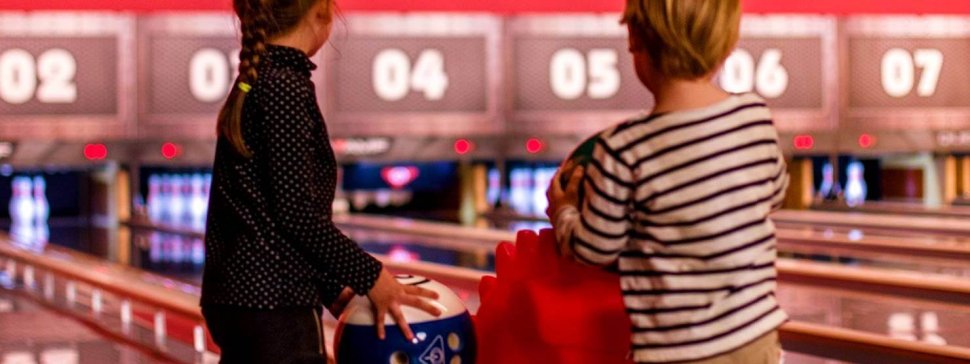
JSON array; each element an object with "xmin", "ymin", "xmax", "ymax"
[
  {"xmin": 121, "ymin": 214, "xmax": 970, "ymax": 288},
  {"xmin": 771, "ymin": 209, "xmax": 970, "ymax": 238},
  {"xmin": 777, "ymin": 281, "xmax": 970, "ymax": 348},
  {"xmin": 0, "ymin": 290, "xmax": 164, "ymax": 364},
  {"xmin": 776, "ymin": 228, "xmax": 970, "ymax": 278},
  {"xmin": 19, "ymin": 217, "xmax": 969, "ymax": 349},
  {"xmin": 813, "ymin": 200, "xmax": 970, "ymax": 219}
]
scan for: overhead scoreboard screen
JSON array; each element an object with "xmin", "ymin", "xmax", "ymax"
[
  {"xmin": 509, "ymin": 15, "xmax": 653, "ymax": 135},
  {"xmin": 722, "ymin": 16, "xmax": 837, "ymax": 133},
  {"xmin": 323, "ymin": 14, "xmax": 501, "ymax": 137},
  {"xmin": 138, "ymin": 15, "xmax": 242, "ymax": 139},
  {"xmin": 0, "ymin": 12, "xmax": 133, "ymax": 140},
  {"xmin": 509, "ymin": 15, "xmax": 835, "ymax": 136},
  {"xmin": 847, "ymin": 16, "xmax": 970, "ymax": 131}
]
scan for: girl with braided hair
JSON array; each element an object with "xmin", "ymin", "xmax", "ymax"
[{"xmin": 201, "ymin": 0, "xmax": 441, "ymax": 362}]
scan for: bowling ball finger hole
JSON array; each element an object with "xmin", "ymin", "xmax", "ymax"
[
  {"xmin": 390, "ymin": 351, "xmax": 409, "ymax": 364},
  {"xmin": 447, "ymin": 333, "xmax": 461, "ymax": 350}
]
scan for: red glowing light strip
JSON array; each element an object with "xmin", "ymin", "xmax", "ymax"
[{"xmin": 4, "ymin": 0, "xmax": 970, "ymax": 14}]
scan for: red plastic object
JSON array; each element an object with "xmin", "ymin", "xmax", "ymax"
[{"xmin": 475, "ymin": 229, "xmax": 633, "ymax": 363}]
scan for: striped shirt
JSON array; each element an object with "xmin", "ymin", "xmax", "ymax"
[{"xmin": 556, "ymin": 93, "xmax": 790, "ymax": 363}]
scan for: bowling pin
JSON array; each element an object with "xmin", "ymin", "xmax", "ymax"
[
  {"xmin": 32, "ymin": 176, "xmax": 50, "ymax": 244},
  {"xmin": 203, "ymin": 173, "xmax": 212, "ymax": 215},
  {"xmin": 10, "ymin": 177, "xmax": 35, "ymax": 243},
  {"xmin": 389, "ymin": 190, "xmax": 411, "ymax": 207},
  {"xmin": 171, "ymin": 234, "xmax": 186, "ymax": 264},
  {"xmin": 818, "ymin": 163, "xmax": 834, "ymax": 199},
  {"xmin": 351, "ymin": 191, "xmax": 369, "ymax": 211},
  {"xmin": 9, "ymin": 177, "xmax": 35, "ymax": 225},
  {"xmin": 920, "ymin": 312, "xmax": 947, "ymax": 345},
  {"xmin": 149, "ymin": 232, "xmax": 163, "ymax": 263},
  {"xmin": 888, "ymin": 313, "xmax": 917, "ymax": 341},
  {"xmin": 169, "ymin": 175, "xmax": 187, "ymax": 226},
  {"xmin": 486, "ymin": 168, "xmax": 501, "ymax": 207},
  {"xmin": 147, "ymin": 175, "xmax": 164, "ymax": 222},
  {"xmin": 159, "ymin": 174, "xmax": 173, "ymax": 224},
  {"xmin": 509, "ymin": 168, "xmax": 530, "ymax": 215},
  {"xmin": 189, "ymin": 174, "xmax": 207, "ymax": 231},
  {"xmin": 8, "ymin": 176, "xmax": 21, "ymax": 224},
  {"xmin": 374, "ymin": 189, "xmax": 392, "ymax": 208},
  {"xmin": 844, "ymin": 161, "xmax": 867, "ymax": 208},
  {"xmin": 191, "ymin": 238, "xmax": 205, "ymax": 266},
  {"xmin": 531, "ymin": 167, "xmax": 554, "ymax": 217},
  {"xmin": 32, "ymin": 176, "xmax": 49, "ymax": 224}
]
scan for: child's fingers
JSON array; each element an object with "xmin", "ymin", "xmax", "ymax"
[
  {"xmin": 547, "ymin": 173, "xmax": 565, "ymax": 199},
  {"xmin": 375, "ymin": 307, "xmax": 387, "ymax": 340},
  {"xmin": 561, "ymin": 160, "xmax": 576, "ymax": 172},
  {"xmin": 565, "ymin": 167, "xmax": 585, "ymax": 195}
]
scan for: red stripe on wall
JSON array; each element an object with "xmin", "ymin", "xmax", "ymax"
[{"xmin": 2, "ymin": 0, "xmax": 970, "ymax": 14}]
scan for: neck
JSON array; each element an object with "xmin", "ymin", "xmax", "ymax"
[
  {"xmin": 649, "ymin": 77, "xmax": 730, "ymax": 115},
  {"xmin": 269, "ymin": 29, "xmax": 314, "ymax": 56}
]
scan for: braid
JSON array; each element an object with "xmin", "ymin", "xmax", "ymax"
[
  {"xmin": 238, "ymin": 0, "xmax": 269, "ymax": 85},
  {"xmin": 219, "ymin": 0, "xmax": 322, "ymax": 158}
]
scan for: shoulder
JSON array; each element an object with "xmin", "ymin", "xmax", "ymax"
[
  {"xmin": 253, "ymin": 67, "xmax": 313, "ymax": 100},
  {"xmin": 598, "ymin": 113, "xmax": 654, "ymax": 152},
  {"xmin": 730, "ymin": 93, "xmax": 773, "ymax": 120}
]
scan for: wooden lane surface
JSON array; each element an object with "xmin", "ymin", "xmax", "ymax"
[
  {"xmin": 6, "ymin": 225, "xmax": 970, "ymax": 362},
  {"xmin": 773, "ymin": 209, "xmax": 970, "ymax": 236}
]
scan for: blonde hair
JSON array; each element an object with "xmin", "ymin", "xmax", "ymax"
[{"xmin": 622, "ymin": 0, "xmax": 741, "ymax": 80}]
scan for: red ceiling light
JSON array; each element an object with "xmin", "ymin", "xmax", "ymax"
[
  {"xmin": 858, "ymin": 134, "xmax": 876, "ymax": 149},
  {"xmin": 161, "ymin": 142, "xmax": 181, "ymax": 160},
  {"xmin": 526, "ymin": 138, "xmax": 544, "ymax": 154},
  {"xmin": 83, "ymin": 144, "xmax": 108, "ymax": 161},
  {"xmin": 793, "ymin": 135, "xmax": 815, "ymax": 151},
  {"xmin": 454, "ymin": 139, "xmax": 474, "ymax": 155}
]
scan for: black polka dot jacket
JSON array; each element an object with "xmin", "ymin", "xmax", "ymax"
[{"xmin": 201, "ymin": 45, "xmax": 383, "ymax": 309}]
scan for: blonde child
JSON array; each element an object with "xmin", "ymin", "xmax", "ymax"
[{"xmin": 548, "ymin": 0, "xmax": 789, "ymax": 362}]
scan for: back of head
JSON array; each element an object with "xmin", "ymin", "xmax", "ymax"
[
  {"xmin": 623, "ymin": 0, "xmax": 741, "ymax": 80},
  {"xmin": 218, "ymin": 0, "xmax": 331, "ymax": 158}
]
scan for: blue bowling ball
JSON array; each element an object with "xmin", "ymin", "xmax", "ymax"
[{"xmin": 334, "ymin": 275, "xmax": 476, "ymax": 364}]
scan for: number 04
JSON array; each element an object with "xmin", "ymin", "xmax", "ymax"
[{"xmin": 372, "ymin": 49, "xmax": 449, "ymax": 102}]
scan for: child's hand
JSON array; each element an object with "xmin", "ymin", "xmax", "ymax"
[
  {"xmin": 367, "ymin": 269, "xmax": 441, "ymax": 341},
  {"xmin": 546, "ymin": 164, "xmax": 584, "ymax": 223},
  {"xmin": 547, "ymin": 164, "xmax": 584, "ymax": 258},
  {"xmin": 327, "ymin": 286, "xmax": 355, "ymax": 317}
]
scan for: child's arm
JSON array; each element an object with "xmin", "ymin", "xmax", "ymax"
[
  {"xmin": 769, "ymin": 145, "xmax": 790, "ymax": 211},
  {"xmin": 550, "ymin": 137, "xmax": 635, "ymax": 266}
]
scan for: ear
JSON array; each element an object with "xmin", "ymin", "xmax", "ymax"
[
  {"xmin": 627, "ymin": 23, "xmax": 644, "ymax": 53},
  {"xmin": 314, "ymin": 0, "xmax": 333, "ymax": 22}
]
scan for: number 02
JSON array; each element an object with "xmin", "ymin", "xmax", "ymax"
[{"xmin": 0, "ymin": 48, "xmax": 78, "ymax": 105}]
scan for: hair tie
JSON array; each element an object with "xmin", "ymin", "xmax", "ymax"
[{"xmin": 238, "ymin": 82, "xmax": 253, "ymax": 93}]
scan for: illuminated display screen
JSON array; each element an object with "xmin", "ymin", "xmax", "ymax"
[
  {"xmin": 320, "ymin": 14, "xmax": 501, "ymax": 137},
  {"xmin": 721, "ymin": 38, "xmax": 825, "ymax": 109},
  {"xmin": 0, "ymin": 37, "xmax": 118, "ymax": 116},
  {"xmin": 0, "ymin": 11, "xmax": 968, "ymax": 150},
  {"xmin": 849, "ymin": 38, "xmax": 970, "ymax": 109},
  {"xmin": 512, "ymin": 36, "xmax": 648, "ymax": 112},
  {"xmin": 0, "ymin": 12, "xmax": 131, "ymax": 140},
  {"xmin": 145, "ymin": 36, "xmax": 239, "ymax": 114},
  {"xmin": 329, "ymin": 37, "xmax": 488, "ymax": 113},
  {"xmin": 845, "ymin": 16, "xmax": 970, "ymax": 132}
]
